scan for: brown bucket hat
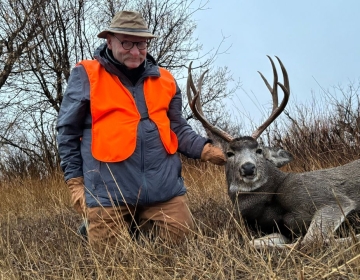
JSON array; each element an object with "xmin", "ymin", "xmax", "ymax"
[{"xmin": 97, "ymin": 11, "xmax": 157, "ymax": 39}]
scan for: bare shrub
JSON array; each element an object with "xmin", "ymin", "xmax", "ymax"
[{"xmin": 272, "ymin": 81, "xmax": 360, "ymax": 172}]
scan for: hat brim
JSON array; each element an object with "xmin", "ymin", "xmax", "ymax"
[{"xmin": 97, "ymin": 29, "xmax": 158, "ymax": 39}]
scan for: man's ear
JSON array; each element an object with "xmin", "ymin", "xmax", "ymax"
[
  {"xmin": 106, "ymin": 34, "xmax": 112, "ymax": 49},
  {"xmin": 262, "ymin": 147, "xmax": 294, "ymax": 168}
]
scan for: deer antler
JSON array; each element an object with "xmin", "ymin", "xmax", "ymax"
[
  {"xmin": 251, "ymin": 56, "xmax": 290, "ymax": 139},
  {"xmin": 187, "ymin": 56, "xmax": 290, "ymax": 142},
  {"xmin": 187, "ymin": 62, "xmax": 235, "ymax": 143}
]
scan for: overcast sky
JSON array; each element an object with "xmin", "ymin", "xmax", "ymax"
[{"xmin": 191, "ymin": 0, "xmax": 360, "ymax": 129}]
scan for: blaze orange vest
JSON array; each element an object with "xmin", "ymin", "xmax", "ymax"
[{"xmin": 78, "ymin": 60, "xmax": 178, "ymax": 162}]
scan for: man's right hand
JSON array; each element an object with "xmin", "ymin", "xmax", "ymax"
[
  {"xmin": 66, "ymin": 177, "xmax": 86, "ymax": 215},
  {"xmin": 200, "ymin": 143, "xmax": 227, "ymax": 165}
]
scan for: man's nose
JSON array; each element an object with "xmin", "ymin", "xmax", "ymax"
[{"xmin": 129, "ymin": 46, "xmax": 140, "ymax": 55}]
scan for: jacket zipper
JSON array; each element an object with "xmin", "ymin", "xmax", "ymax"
[{"xmin": 130, "ymin": 82, "xmax": 149, "ymax": 205}]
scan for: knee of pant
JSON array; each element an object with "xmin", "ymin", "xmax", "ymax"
[
  {"xmin": 153, "ymin": 220, "xmax": 193, "ymax": 244},
  {"xmin": 87, "ymin": 207, "xmax": 130, "ymax": 246}
]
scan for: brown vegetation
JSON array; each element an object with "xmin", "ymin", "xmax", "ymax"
[
  {"xmin": 1, "ymin": 93, "xmax": 360, "ymax": 278},
  {"xmin": 1, "ymin": 164, "xmax": 360, "ymax": 279}
]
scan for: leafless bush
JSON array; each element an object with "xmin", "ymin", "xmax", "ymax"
[
  {"xmin": 0, "ymin": 0, "xmax": 236, "ymax": 179},
  {"xmin": 272, "ymin": 80, "xmax": 360, "ymax": 172}
]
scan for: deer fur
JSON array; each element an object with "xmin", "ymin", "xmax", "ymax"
[{"xmin": 226, "ymin": 136, "xmax": 360, "ymax": 249}]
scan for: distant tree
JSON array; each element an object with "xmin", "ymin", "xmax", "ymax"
[
  {"xmin": 0, "ymin": 0, "xmax": 48, "ymax": 89},
  {"xmin": 0, "ymin": 0, "xmax": 238, "ymax": 177}
]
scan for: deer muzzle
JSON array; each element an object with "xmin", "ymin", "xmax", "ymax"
[{"xmin": 240, "ymin": 162, "xmax": 256, "ymax": 179}]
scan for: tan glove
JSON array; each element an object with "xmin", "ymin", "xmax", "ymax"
[
  {"xmin": 66, "ymin": 177, "xmax": 86, "ymax": 215},
  {"xmin": 200, "ymin": 143, "xmax": 227, "ymax": 165}
]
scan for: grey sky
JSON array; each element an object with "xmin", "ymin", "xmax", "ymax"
[{"xmin": 192, "ymin": 0, "xmax": 360, "ymax": 128}]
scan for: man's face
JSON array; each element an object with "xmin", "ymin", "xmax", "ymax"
[{"xmin": 106, "ymin": 33, "xmax": 148, "ymax": 69}]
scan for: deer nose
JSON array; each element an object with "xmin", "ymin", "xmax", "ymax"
[{"xmin": 240, "ymin": 162, "xmax": 256, "ymax": 176}]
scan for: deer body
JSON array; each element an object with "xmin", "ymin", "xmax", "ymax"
[
  {"xmin": 187, "ymin": 56, "xmax": 360, "ymax": 248},
  {"xmin": 226, "ymin": 136, "xmax": 360, "ymax": 244}
]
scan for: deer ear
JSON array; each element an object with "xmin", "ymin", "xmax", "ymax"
[{"xmin": 262, "ymin": 147, "xmax": 293, "ymax": 168}]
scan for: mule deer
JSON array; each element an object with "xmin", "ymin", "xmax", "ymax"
[{"xmin": 187, "ymin": 56, "xmax": 360, "ymax": 250}]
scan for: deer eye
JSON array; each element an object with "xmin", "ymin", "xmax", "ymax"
[
  {"xmin": 226, "ymin": 151, "xmax": 235, "ymax": 158},
  {"xmin": 256, "ymin": 148, "xmax": 263, "ymax": 154}
]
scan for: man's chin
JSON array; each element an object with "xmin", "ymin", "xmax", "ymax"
[{"xmin": 125, "ymin": 60, "xmax": 143, "ymax": 69}]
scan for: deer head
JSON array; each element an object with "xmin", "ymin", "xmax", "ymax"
[{"xmin": 187, "ymin": 56, "xmax": 292, "ymax": 192}]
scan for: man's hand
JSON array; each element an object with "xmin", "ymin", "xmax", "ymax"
[
  {"xmin": 66, "ymin": 177, "xmax": 86, "ymax": 215},
  {"xmin": 200, "ymin": 143, "xmax": 227, "ymax": 165}
]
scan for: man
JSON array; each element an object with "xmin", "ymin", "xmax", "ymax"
[{"xmin": 56, "ymin": 10, "xmax": 226, "ymax": 248}]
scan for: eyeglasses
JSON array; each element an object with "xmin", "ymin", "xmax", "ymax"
[{"xmin": 112, "ymin": 35, "xmax": 148, "ymax": 50}]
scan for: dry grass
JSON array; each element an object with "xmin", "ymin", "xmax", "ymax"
[
  {"xmin": 1, "ymin": 88, "xmax": 360, "ymax": 279},
  {"xmin": 0, "ymin": 162, "xmax": 360, "ymax": 279}
]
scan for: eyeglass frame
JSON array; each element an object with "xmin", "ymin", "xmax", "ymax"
[{"xmin": 111, "ymin": 34, "xmax": 149, "ymax": 50}]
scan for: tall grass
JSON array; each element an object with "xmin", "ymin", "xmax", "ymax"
[
  {"xmin": 1, "ymin": 165, "xmax": 360, "ymax": 279},
  {"xmin": 1, "ymin": 88, "xmax": 360, "ymax": 279}
]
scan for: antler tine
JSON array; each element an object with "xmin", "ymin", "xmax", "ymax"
[
  {"xmin": 186, "ymin": 62, "xmax": 209, "ymax": 117},
  {"xmin": 186, "ymin": 62, "xmax": 196, "ymax": 107},
  {"xmin": 195, "ymin": 70, "xmax": 209, "ymax": 116},
  {"xmin": 187, "ymin": 62, "xmax": 234, "ymax": 143},
  {"xmin": 257, "ymin": 55, "xmax": 279, "ymax": 111},
  {"xmin": 275, "ymin": 55, "xmax": 290, "ymax": 95},
  {"xmin": 251, "ymin": 56, "xmax": 290, "ymax": 139}
]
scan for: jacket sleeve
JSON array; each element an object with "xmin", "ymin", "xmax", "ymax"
[
  {"xmin": 168, "ymin": 82, "xmax": 210, "ymax": 159},
  {"xmin": 56, "ymin": 65, "xmax": 90, "ymax": 181}
]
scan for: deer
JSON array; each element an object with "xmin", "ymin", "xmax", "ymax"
[{"xmin": 186, "ymin": 56, "xmax": 360, "ymax": 251}]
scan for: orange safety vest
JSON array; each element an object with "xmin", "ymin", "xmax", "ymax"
[{"xmin": 78, "ymin": 60, "xmax": 178, "ymax": 162}]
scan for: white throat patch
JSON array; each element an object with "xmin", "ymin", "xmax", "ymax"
[{"xmin": 229, "ymin": 176, "xmax": 267, "ymax": 193}]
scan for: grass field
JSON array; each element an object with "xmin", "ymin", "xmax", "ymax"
[
  {"xmin": 1, "ymin": 159, "xmax": 360, "ymax": 279},
  {"xmin": 1, "ymin": 91, "xmax": 360, "ymax": 279}
]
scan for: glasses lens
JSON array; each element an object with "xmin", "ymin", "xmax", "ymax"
[
  {"xmin": 137, "ymin": 42, "xmax": 148, "ymax": 50},
  {"xmin": 122, "ymin": 41, "xmax": 134, "ymax": 50}
]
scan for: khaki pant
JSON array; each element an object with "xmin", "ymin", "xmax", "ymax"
[{"xmin": 86, "ymin": 195, "xmax": 194, "ymax": 248}]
